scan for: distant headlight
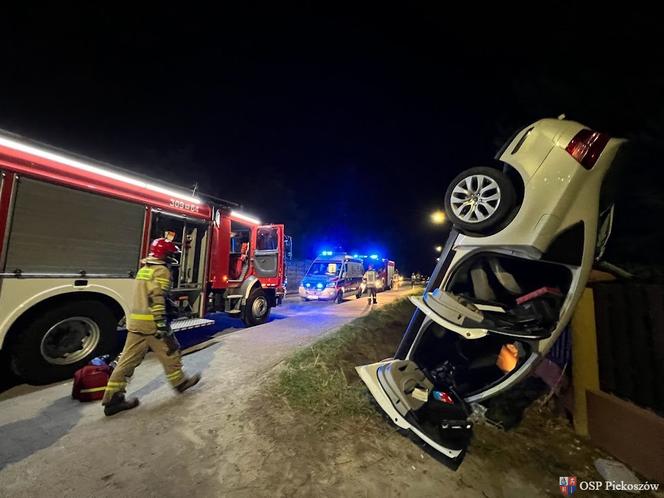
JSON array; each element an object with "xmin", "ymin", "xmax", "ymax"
[{"xmin": 316, "ymin": 283, "xmax": 324, "ymax": 289}]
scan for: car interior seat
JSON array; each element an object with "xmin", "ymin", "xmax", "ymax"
[
  {"xmin": 229, "ymin": 242, "xmax": 250, "ymax": 280},
  {"xmin": 468, "ymin": 257, "xmax": 524, "ymax": 304}
]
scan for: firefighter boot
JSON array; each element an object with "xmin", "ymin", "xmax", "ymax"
[
  {"xmin": 104, "ymin": 392, "xmax": 139, "ymax": 417},
  {"xmin": 175, "ymin": 373, "xmax": 201, "ymax": 394}
]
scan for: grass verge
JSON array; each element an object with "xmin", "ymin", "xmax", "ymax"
[{"xmin": 272, "ymin": 297, "xmax": 415, "ymax": 419}]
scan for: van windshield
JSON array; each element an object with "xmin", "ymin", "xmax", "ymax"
[{"xmin": 308, "ymin": 262, "xmax": 340, "ymax": 277}]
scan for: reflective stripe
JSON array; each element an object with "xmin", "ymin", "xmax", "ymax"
[
  {"xmin": 136, "ymin": 268, "xmax": 155, "ymax": 281},
  {"xmin": 130, "ymin": 313, "xmax": 154, "ymax": 321},
  {"xmin": 106, "ymin": 381, "xmax": 127, "ymax": 387},
  {"xmin": 80, "ymin": 386, "xmax": 107, "ymax": 393},
  {"xmin": 166, "ymin": 370, "xmax": 183, "ymax": 380},
  {"xmin": 151, "ymin": 305, "xmax": 166, "ymax": 310},
  {"xmin": 155, "ymin": 278, "xmax": 171, "ymax": 290}
]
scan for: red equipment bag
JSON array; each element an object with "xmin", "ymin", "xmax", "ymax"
[{"xmin": 72, "ymin": 364, "xmax": 111, "ymax": 402}]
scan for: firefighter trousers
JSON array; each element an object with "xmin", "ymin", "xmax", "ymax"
[{"xmin": 102, "ymin": 331, "xmax": 185, "ymax": 404}]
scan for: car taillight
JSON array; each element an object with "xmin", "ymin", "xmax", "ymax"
[{"xmin": 565, "ymin": 129, "xmax": 610, "ymax": 169}]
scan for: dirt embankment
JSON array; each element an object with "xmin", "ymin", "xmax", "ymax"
[{"xmin": 247, "ymin": 298, "xmax": 657, "ymax": 497}]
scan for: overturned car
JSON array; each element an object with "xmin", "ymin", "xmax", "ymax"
[{"xmin": 357, "ymin": 117, "xmax": 626, "ymax": 467}]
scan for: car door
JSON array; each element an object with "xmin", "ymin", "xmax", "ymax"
[
  {"xmin": 253, "ymin": 225, "xmax": 283, "ymax": 278},
  {"xmin": 355, "ymin": 358, "xmax": 473, "ymax": 468},
  {"xmin": 341, "ymin": 262, "xmax": 355, "ymax": 296},
  {"xmin": 356, "ymin": 230, "xmax": 473, "ymax": 467},
  {"xmin": 350, "ymin": 262, "xmax": 362, "ymax": 292}
]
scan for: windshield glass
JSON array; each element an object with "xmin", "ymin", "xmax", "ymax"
[{"xmin": 307, "ymin": 262, "xmax": 340, "ymax": 277}]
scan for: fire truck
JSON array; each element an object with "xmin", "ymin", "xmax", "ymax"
[
  {"xmin": 356, "ymin": 255, "xmax": 396, "ymax": 292},
  {"xmin": 0, "ymin": 130, "xmax": 288, "ymax": 384}
]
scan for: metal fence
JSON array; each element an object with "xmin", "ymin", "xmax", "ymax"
[
  {"xmin": 285, "ymin": 259, "xmax": 314, "ymax": 293},
  {"xmin": 593, "ymin": 282, "xmax": 664, "ymax": 415}
]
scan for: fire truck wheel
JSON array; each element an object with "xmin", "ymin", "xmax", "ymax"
[
  {"xmin": 335, "ymin": 291, "xmax": 344, "ymax": 304},
  {"xmin": 8, "ymin": 300, "xmax": 118, "ymax": 385},
  {"xmin": 242, "ymin": 288, "xmax": 271, "ymax": 326}
]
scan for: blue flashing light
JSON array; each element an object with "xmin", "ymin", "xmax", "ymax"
[
  {"xmin": 352, "ymin": 254, "xmax": 359, "ymax": 258},
  {"xmin": 316, "ymin": 282, "xmax": 324, "ymax": 289},
  {"xmin": 370, "ymin": 254, "xmax": 379, "ymax": 260},
  {"xmin": 320, "ymin": 250, "xmax": 334, "ymax": 256}
]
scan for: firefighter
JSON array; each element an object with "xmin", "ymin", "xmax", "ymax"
[
  {"xmin": 363, "ymin": 264, "xmax": 378, "ymax": 305},
  {"xmin": 102, "ymin": 237, "xmax": 201, "ymax": 416},
  {"xmin": 392, "ymin": 270, "xmax": 400, "ymax": 290}
]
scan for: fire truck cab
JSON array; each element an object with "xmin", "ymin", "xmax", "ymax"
[{"xmin": 0, "ymin": 131, "xmax": 287, "ymax": 384}]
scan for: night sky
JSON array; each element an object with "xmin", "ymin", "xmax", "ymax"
[{"xmin": 1, "ymin": 6, "xmax": 662, "ymax": 273}]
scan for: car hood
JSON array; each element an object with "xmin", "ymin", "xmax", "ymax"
[{"xmin": 301, "ymin": 275, "xmax": 336, "ymax": 287}]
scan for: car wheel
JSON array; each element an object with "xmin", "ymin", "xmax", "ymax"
[
  {"xmin": 242, "ymin": 288, "xmax": 271, "ymax": 326},
  {"xmin": 9, "ymin": 300, "xmax": 119, "ymax": 385},
  {"xmin": 444, "ymin": 166, "xmax": 516, "ymax": 234}
]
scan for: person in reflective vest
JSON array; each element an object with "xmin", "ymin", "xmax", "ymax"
[
  {"xmin": 102, "ymin": 236, "xmax": 201, "ymax": 416},
  {"xmin": 363, "ymin": 265, "xmax": 378, "ymax": 305}
]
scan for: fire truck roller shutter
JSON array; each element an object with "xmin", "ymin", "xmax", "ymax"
[
  {"xmin": 4, "ymin": 177, "xmax": 144, "ymax": 275},
  {"xmin": 2, "ymin": 178, "xmax": 143, "ymax": 383}
]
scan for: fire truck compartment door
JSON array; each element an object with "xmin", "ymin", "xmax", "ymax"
[{"xmin": 253, "ymin": 225, "xmax": 282, "ymax": 278}]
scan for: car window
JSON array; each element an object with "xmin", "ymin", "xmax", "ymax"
[
  {"xmin": 256, "ymin": 227, "xmax": 278, "ymax": 251},
  {"xmin": 353, "ymin": 263, "xmax": 362, "ymax": 277},
  {"xmin": 308, "ymin": 262, "xmax": 340, "ymax": 276}
]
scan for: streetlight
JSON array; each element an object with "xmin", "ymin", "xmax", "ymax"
[
  {"xmin": 435, "ymin": 245, "xmax": 443, "ymax": 252},
  {"xmin": 431, "ymin": 210, "xmax": 446, "ymax": 224}
]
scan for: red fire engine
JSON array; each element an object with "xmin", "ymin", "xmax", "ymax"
[{"xmin": 0, "ymin": 130, "xmax": 289, "ymax": 384}]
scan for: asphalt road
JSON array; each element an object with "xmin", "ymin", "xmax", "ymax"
[
  {"xmin": 0, "ymin": 291, "xmax": 375, "ymax": 395},
  {"xmin": 0, "ymin": 287, "xmax": 414, "ymax": 497}
]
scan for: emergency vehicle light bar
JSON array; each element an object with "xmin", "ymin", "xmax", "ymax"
[
  {"xmin": 230, "ymin": 210, "xmax": 261, "ymax": 225},
  {"xmin": 0, "ymin": 135, "xmax": 201, "ymax": 205}
]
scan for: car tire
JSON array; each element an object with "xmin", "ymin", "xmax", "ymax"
[
  {"xmin": 335, "ymin": 291, "xmax": 344, "ymax": 304},
  {"xmin": 242, "ymin": 288, "xmax": 271, "ymax": 326},
  {"xmin": 8, "ymin": 300, "xmax": 119, "ymax": 385},
  {"xmin": 444, "ymin": 166, "xmax": 516, "ymax": 234}
]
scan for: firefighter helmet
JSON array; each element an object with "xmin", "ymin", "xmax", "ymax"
[{"xmin": 149, "ymin": 238, "xmax": 180, "ymax": 262}]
